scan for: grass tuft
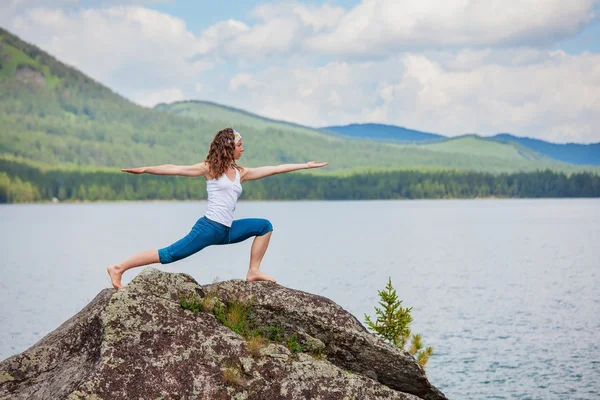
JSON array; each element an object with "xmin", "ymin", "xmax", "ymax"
[
  {"xmin": 285, "ymin": 333, "xmax": 308, "ymax": 353},
  {"xmin": 261, "ymin": 325, "xmax": 284, "ymax": 342},
  {"xmin": 179, "ymin": 293, "xmax": 202, "ymax": 313},
  {"xmin": 180, "ymin": 291, "xmax": 326, "ymax": 358},
  {"xmin": 222, "ymin": 366, "xmax": 241, "ymax": 386},
  {"xmin": 214, "ymin": 298, "xmax": 255, "ymax": 337},
  {"xmin": 311, "ymin": 347, "xmax": 327, "ymax": 360},
  {"xmin": 246, "ymin": 336, "xmax": 264, "ymax": 357}
]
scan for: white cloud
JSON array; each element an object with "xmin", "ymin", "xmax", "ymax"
[
  {"xmin": 229, "ymin": 73, "xmax": 260, "ymax": 91},
  {"xmin": 228, "ymin": 17, "xmax": 301, "ymax": 58},
  {"xmin": 1, "ymin": 0, "xmax": 170, "ymax": 22},
  {"xmin": 189, "ymin": 2, "xmax": 345, "ymax": 61},
  {"xmin": 6, "ymin": 0, "xmax": 168, "ymax": 8},
  {"xmin": 134, "ymin": 87, "xmax": 184, "ymax": 107},
  {"xmin": 211, "ymin": 60, "xmax": 390, "ymax": 127},
  {"xmin": 252, "ymin": 2, "xmax": 345, "ymax": 31},
  {"xmin": 384, "ymin": 51, "xmax": 600, "ymax": 143},
  {"xmin": 212, "ymin": 50, "xmax": 600, "ymax": 143},
  {"xmin": 195, "ymin": 19, "xmax": 249, "ymax": 57},
  {"xmin": 328, "ymin": 89, "xmax": 342, "ymax": 107},
  {"xmin": 306, "ymin": 0, "xmax": 599, "ymax": 57},
  {"xmin": 159, "ymin": 1, "xmax": 599, "ymax": 65}
]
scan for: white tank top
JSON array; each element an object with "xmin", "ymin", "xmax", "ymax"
[{"xmin": 204, "ymin": 168, "xmax": 243, "ymax": 227}]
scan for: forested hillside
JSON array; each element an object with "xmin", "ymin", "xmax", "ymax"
[
  {"xmin": 156, "ymin": 101, "xmax": 597, "ymax": 174},
  {"xmin": 2, "ymin": 156, "xmax": 598, "ymax": 203},
  {"xmin": 491, "ymin": 134, "xmax": 600, "ymax": 165},
  {"xmin": 320, "ymin": 123, "xmax": 600, "ymax": 166},
  {"xmin": 321, "ymin": 123, "xmax": 444, "ymax": 142}
]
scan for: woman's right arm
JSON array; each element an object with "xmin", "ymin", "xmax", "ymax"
[{"xmin": 121, "ymin": 162, "xmax": 208, "ymax": 177}]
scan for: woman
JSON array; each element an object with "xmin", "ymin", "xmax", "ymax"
[{"xmin": 107, "ymin": 127, "xmax": 328, "ymax": 289}]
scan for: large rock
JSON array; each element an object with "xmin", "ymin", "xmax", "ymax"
[
  {"xmin": 0, "ymin": 268, "xmax": 447, "ymax": 400},
  {"xmin": 205, "ymin": 280, "xmax": 446, "ymax": 400}
]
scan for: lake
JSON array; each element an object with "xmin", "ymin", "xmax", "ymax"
[{"xmin": 1, "ymin": 199, "xmax": 599, "ymax": 399}]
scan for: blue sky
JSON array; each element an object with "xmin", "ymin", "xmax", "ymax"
[
  {"xmin": 151, "ymin": 1, "xmax": 264, "ymax": 32},
  {"xmin": 1, "ymin": 0, "xmax": 599, "ymax": 143},
  {"xmin": 151, "ymin": 0, "xmax": 361, "ymax": 31},
  {"xmin": 555, "ymin": 22, "xmax": 600, "ymax": 54}
]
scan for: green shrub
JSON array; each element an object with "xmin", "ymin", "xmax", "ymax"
[
  {"xmin": 261, "ymin": 325, "xmax": 285, "ymax": 342},
  {"xmin": 180, "ymin": 292, "xmax": 323, "ymax": 358},
  {"xmin": 365, "ymin": 277, "xmax": 434, "ymax": 368},
  {"xmin": 179, "ymin": 293, "xmax": 202, "ymax": 313},
  {"xmin": 214, "ymin": 298, "xmax": 255, "ymax": 337},
  {"xmin": 285, "ymin": 333, "xmax": 308, "ymax": 353}
]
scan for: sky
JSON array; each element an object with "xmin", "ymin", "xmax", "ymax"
[{"xmin": 1, "ymin": 0, "xmax": 600, "ymax": 144}]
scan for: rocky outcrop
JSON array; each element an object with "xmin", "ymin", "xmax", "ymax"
[
  {"xmin": 206, "ymin": 281, "xmax": 446, "ymax": 400},
  {"xmin": 0, "ymin": 268, "xmax": 447, "ymax": 400},
  {"xmin": 15, "ymin": 67, "xmax": 46, "ymax": 87}
]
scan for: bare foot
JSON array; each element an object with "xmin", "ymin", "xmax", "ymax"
[
  {"xmin": 107, "ymin": 265, "xmax": 125, "ymax": 289},
  {"xmin": 246, "ymin": 269, "xmax": 277, "ymax": 283}
]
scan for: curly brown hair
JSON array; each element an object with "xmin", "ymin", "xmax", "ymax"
[{"xmin": 205, "ymin": 127, "xmax": 243, "ymax": 179}]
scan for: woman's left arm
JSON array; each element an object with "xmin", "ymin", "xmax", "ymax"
[{"xmin": 241, "ymin": 161, "xmax": 328, "ymax": 182}]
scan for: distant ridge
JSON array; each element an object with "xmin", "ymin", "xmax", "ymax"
[
  {"xmin": 491, "ymin": 133, "xmax": 600, "ymax": 166},
  {"xmin": 321, "ymin": 123, "xmax": 600, "ymax": 166},
  {"xmin": 321, "ymin": 123, "xmax": 444, "ymax": 142},
  {"xmin": 155, "ymin": 100, "xmax": 318, "ymax": 133}
]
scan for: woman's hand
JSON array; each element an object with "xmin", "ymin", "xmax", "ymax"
[
  {"xmin": 306, "ymin": 161, "xmax": 328, "ymax": 169},
  {"xmin": 121, "ymin": 167, "xmax": 147, "ymax": 174}
]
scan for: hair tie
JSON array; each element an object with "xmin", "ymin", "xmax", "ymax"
[{"xmin": 233, "ymin": 129, "xmax": 242, "ymax": 144}]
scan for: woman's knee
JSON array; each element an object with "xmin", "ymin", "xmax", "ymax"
[
  {"xmin": 158, "ymin": 247, "xmax": 176, "ymax": 264},
  {"xmin": 227, "ymin": 218, "xmax": 273, "ymax": 244},
  {"xmin": 159, "ymin": 246, "xmax": 195, "ymax": 264},
  {"xmin": 159, "ymin": 244, "xmax": 206, "ymax": 264},
  {"xmin": 259, "ymin": 219, "xmax": 273, "ymax": 236},
  {"xmin": 158, "ymin": 233, "xmax": 211, "ymax": 264}
]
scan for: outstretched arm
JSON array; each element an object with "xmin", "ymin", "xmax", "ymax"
[
  {"xmin": 121, "ymin": 162, "xmax": 208, "ymax": 177},
  {"xmin": 241, "ymin": 161, "xmax": 328, "ymax": 182}
]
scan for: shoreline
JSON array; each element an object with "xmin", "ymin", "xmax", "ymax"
[{"xmin": 2, "ymin": 196, "xmax": 599, "ymax": 205}]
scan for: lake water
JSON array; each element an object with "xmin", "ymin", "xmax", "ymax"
[{"xmin": 1, "ymin": 199, "xmax": 599, "ymax": 399}]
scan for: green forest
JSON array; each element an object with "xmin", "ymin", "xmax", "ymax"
[{"xmin": 2, "ymin": 157, "xmax": 598, "ymax": 203}]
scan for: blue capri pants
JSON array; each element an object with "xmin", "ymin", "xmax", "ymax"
[{"xmin": 158, "ymin": 216, "xmax": 273, "ymax": 264}]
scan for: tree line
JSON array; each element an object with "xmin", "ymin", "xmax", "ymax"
[{"xmin": 1, "ymin": 158, "xmax": 598, "ymax": 203}]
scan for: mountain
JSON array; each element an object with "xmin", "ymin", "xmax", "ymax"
[
  {"xmin": 156, "ymin": 101, "xmax": 599, "ymax": 174},
  {"xmin": 405, "ymin": 134, "xmax": 548, "ymax": 160},
  {"xmin": 321, "ymin": 123, "xmax": 444, "ymax": 142},
  {"xmin": 0, "ymin": 27, "xmax": 598, "ymax": 175},
  {"xmin": 491, "ymin": 133, "xmax": 600, "ymax": 166},
  {"xmin": 320, "ymin": 124, "xmax": 600, "ymax": 166}
]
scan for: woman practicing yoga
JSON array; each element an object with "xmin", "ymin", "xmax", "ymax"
[{"xmin": 107, "ymin": 127, "xmax": 328, "ymax": 289}]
